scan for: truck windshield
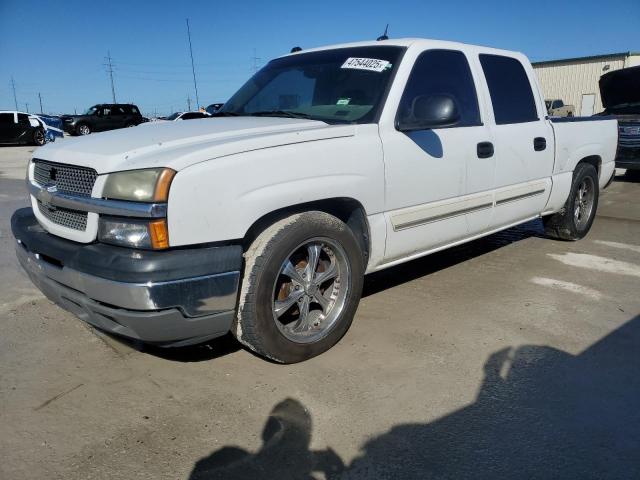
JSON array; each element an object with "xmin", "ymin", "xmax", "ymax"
[
  {"xmin": 219, "ymin": 46, "xmax": 404, "ymax": 124},
  {"xmin": 83, "ymin": 106, "xmax": 99, "ymax": 115}
]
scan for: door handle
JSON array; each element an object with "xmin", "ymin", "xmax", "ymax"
[
  {"xmin": 534, "ymin": 137, "xmax": 547, "ymax": 151},
  {"xmin": 477, "ymin": 142, "xmax": 494, "ymax": 159}
]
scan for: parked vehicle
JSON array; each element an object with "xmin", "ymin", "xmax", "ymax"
[
  {"xmin": 158, "ymin": 111, "xmax": 211, "ymax": 121},
  {"xmin": 12, "ymin": 38, "xmax": 617, "ymax": 363},
  {"xmin": 60, "ymin": 104, "xmax": 146, "ymax": 135},
  {"xmin": 597, "ymin": 65, "xmax": 640, "ymax": 173},
  {"xmin": 545, "ymin": 99, "xmax": 575, "ymax": 117},
  {"xmin": 205, "ymin": 103, "xmax": 224, "ymax": 115},
  {"xmin": 0, "ymin": 111, "xmax": 47, "ymax": 145},
  {"xmin": 38, "ymin": 115, "xmax": 64, "ymax": 142}
]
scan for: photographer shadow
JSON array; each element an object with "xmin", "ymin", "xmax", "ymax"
[{"xmin": 190, "ymin": 314, "xmax": 640, "ymax": 479}]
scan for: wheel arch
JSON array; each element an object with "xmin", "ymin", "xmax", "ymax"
[
  {"xmin": 576, "ymin": 155, "xmax": 602, "ymax": 179},
  {"xmin": 242, "ymin": 197, "xmax": 371, "ymax": 266}
]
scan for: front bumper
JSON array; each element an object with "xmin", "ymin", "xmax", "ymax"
[{"xmin": 11, "ymin": 208, "xmax": 243, "ymax": 346}]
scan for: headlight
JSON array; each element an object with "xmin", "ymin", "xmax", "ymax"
[
  {"xmin": 102, "ymin": 168, "xmax": 175, "ymax": 202},
  {"xmin": 98, "ymin": 217, "xmax": 169, "ymax": 249}
]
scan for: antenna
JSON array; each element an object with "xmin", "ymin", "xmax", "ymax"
[
  {"xmin": 104, "ymin": 51, "xmax": 117, "ymax": 103},
  {"xmin": 377, "ymin": 24, "xmax": 389, "ymax": 41},
  {"xmin": 251, "ymin": 48, "xmax": 261, "ymax": 73},
  {"xmin": 186, "ymin": 19, "xmax": 200, "ymax": 108},
  {"xmin": 11, "ymin": 76, "xmax": 18, "ymax": 110}
]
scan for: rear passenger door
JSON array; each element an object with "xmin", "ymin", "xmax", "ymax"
[{"xmin": 479, "ymin": 54, "xmax": 554, "ymax": 228}]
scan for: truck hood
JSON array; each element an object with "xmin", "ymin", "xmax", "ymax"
[
  {"xmin": 34, "ymin": 117, "xmax": 356, "ymax": 174},
  {"xmin": 599, "ymin": 65, "xmax": 640, "ymax": 113}
]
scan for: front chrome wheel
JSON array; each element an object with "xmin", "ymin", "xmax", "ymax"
[
  {"xmin": 574, "ymin": 176, "xmax": 595, "ymax": 229},
  {"xmin": 78, "ymin": 125, "xmax": 90, "ymax": 135},
  {"xmin": 272, "ymin": 237, "xmax": 350, "ymax": 344}
]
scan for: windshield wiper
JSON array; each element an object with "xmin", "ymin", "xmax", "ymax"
[{"xmin": 248, "ymin": 110, "xmax": 313, "ymax": 119}]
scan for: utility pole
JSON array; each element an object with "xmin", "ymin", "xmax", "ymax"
[
  {"xmin": 104, "ymin": 51, "xmax": 117, "ymax": 103},
  {"xmin": 186, "ymin": 19, "xmax": 200, "ymax": 108},
  {"xmin": 38, "ymin": 92, "xmax": 43, "ymax": 113},
  {"xmin": 25, "ymin": 103, "xmax": 29, "ymax": 113},
  {"xmin": 11, "ymin": 76, "xmax": 18, "ymax": 110},
  {"xmin": 251, "ymin": 48, "xmax": 261, "ymax": 73},
  {"xmin": 187, "ymin": 94, "xmax": 192, "ymax": 112}
]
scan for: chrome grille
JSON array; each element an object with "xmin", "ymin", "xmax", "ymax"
[
  {"xmin": 619, "ymin": 122, "xmax": 640, "ymax": 148},
  {"xmin": 37, "ymin": 200, "xmax": 88, "ymax": 231},
  {"xmin": 33, "ymin": 159, "xmax": 97, "ymax": 197}
]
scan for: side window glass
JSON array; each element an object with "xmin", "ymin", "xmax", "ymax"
[
  {"xmin": 0, "ymin": 113, "xmax": 13, "ymax": 125},
  {"xmin": 103, "ymin": 108, "xmax": 112, "ymax": 116},
  {"xmin": 479, "ymin": 54, "xmax": 538, "ymax": 124},
  {"xmin": 17, "ymin": 113, "xmax": 30, "ymax": 125},
  {"xmin": 397, "ymin": 49, "xmax": 481, "ymax": 129}
]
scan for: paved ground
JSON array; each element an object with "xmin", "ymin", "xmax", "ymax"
[{"xmin": 1, "ymin": 145, "xmax": 639, "ymax": 479}]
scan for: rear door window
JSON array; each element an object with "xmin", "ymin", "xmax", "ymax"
[
  {"xmin": 17, "ymin": 113, "xmax": 30, "ymax": 126},
  {"xmin": 479, "ymin": 54, "xmax": 538, "ymax": 125}
]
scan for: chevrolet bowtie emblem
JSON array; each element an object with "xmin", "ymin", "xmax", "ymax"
[{"xmin": 41, "ymin": 184, "xmax": 58, "ymax": 206}]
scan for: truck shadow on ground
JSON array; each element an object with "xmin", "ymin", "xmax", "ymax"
[
  {"xmin": 363, "ymin": 218, "xmax": 545, "ymax": 297},
  {"xmin": 188, "ymin": 314, "xmax": 640, "ymax": 479}
]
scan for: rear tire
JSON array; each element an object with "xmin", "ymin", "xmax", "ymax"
[
  {"xmin": 233, "ymin": 211, "xmax": 364, "ymax": 363},
  {"xmin": 543, "ymin": 162, "xmax": 599, "ymax": 240}
]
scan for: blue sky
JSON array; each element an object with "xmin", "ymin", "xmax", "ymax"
[{"xmin": 1, "ymin": 0, "xmax": 638, "ymax": 116}]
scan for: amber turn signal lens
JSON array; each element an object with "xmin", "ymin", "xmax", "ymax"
[
  {"xmin": 149, "ymin": 219, "xmax": 169, "ymax": 249},
  {"xmin": 153, "ymin": 169, "xmax": 176, "ymax": 202}
]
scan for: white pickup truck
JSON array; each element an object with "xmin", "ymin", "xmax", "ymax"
[{"xmin": 12, "ymin": 38, "xmax": 618, "ymax": 363}]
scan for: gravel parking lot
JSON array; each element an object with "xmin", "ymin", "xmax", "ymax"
[{"xmin": 1, "ymin": 145, "xmax": 639, "ymax": 479}]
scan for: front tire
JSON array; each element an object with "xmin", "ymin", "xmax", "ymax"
[
  {"xmin": 543, "ymin": 162, "xmax": 599, "ymax": 240},
  {"xmin": 32, "ymin": 129, "xmax": 46, "ymax": 146},
  {"xmin": 77, "ymin": 123, "xmax": 91, "ymax": 135},
  {"xmin": 233, "ymin": 211, "xmax": 364, "ymax": 363}
]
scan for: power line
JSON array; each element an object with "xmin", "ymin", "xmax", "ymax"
[
  {"xmin": 11, "ymin": 76, "xmax": 18, "ymax": 110},
  {"xmin": 104, "ymin": 51, "xmax": 117, "ymax": 103},
  {"xmin": 186, "ymin": 19, "xmax": 200, "ymax": 108}
]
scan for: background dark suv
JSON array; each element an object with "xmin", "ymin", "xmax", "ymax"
[{"xmin": 61, "ymin": 104, "xmax": 146, "ymax": 135}]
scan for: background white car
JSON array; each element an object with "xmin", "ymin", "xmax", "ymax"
[{"xmin": 157, "ymin": 111, "xmax": 211, "ymax": 122}]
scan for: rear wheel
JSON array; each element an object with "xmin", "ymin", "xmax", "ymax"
[
  {"xmin": 233, "ymin": 211, "xmax": 364, "ymax": 363},
  {"xmin": 77, "ymin": 123, "xmax": 91, "ymax": 135},
  {"xmin": 544, "ymin": 162, "xmax": 599, "ymax": 240},
  {"xmin": 32, "ymin": 129, "xmax": 46, "ymax": 146}
]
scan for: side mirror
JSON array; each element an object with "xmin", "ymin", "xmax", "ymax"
[{"xmin": 397, "ymin": 94, "xmax": 461, "ymax": 132}]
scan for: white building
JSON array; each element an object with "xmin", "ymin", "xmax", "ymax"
[{"xmin": 533, "ymin": 52, "xmax": 640, "ymax": 116}]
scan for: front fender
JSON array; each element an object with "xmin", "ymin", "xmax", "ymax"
[{"xmin": 167, "ymin": 125, "xmax": 384, "ymax": 247}]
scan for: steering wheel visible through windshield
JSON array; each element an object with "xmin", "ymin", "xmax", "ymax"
[{"xmin": 219, "ymin": 46, "xmax": 404, "ymax": 124}]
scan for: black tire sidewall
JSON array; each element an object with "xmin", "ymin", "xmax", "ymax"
[
  {"xmin": 568, "ymin": 163, "xmax": 599, "ymax": 238},
  {"xmin": 249, "ymin": 214, "xmax": 363, "ymax": 363},
  {"xmin": 33, "ymin": 129, "xmax": 45, "ymax": 146}
]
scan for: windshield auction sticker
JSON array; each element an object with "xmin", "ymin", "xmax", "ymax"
[{"xmin": 341, "ymin": 57, "xmax": 391, "ymax": 72}]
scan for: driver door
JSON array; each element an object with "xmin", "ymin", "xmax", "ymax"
[{"xmin": 380, "ymin": 49, "xmax": 496, "ymax": 263}]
